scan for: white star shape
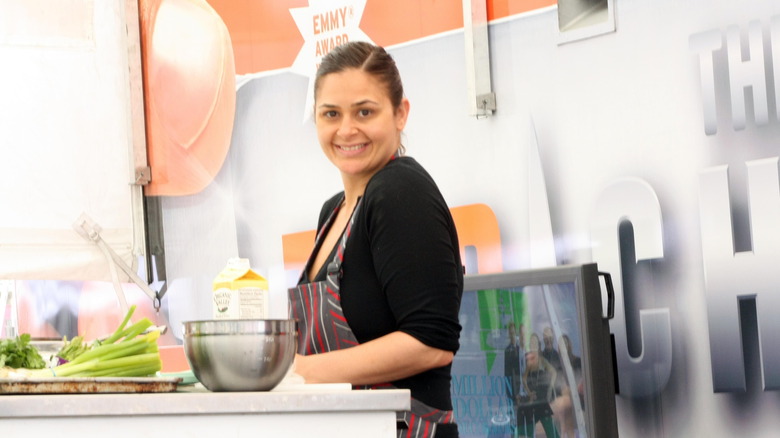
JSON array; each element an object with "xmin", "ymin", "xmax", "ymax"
[{"xmin": 290, "ymin": 0, "xmax": 373, "ymax": 121}]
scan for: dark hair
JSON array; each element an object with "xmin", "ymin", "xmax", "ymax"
[{"xmin": 314, "ymin": 41, "xmax": 405, "ymax": 111}]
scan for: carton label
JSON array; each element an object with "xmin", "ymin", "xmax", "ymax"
[
  {"xmin": 213, "ymin": 288, "xmax": 233, "ymax": 317},
  {"xmin": 212, "ymin": 287, "xmax": 268, "ymax": 319},
  {"xmin": 238, "ymin": 287, "xmax": 267, "ymax": 319}
]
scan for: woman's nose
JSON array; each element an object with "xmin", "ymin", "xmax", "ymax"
[{"xmin": 337, "ymin": 115, "xmax": 357, "ymax": 136}]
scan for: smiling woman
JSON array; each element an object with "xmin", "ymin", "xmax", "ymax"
[
  {"xmin": 314, "ymin": 68, "xmax": 409, "ymax": 194},
  {"xmin": 289, "ymin": 41, "xmax": 464, "ymax": 438}
]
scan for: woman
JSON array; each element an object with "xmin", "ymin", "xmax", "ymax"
[
  {"xmin": 520, "ymin": 347, "xmax": 560, "ymax": 438},
  {"xmin": 289, "ymin": 41, "xmax": 464, "ymax": 438}
]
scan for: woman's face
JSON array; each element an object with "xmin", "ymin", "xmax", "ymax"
[
  {"xmin": 314, "ymin": 68, "xmax": 409, "ymax": 186},
  {"xmin": 526, "ymin": 351, "xmax": 539, "ymax": 370}
]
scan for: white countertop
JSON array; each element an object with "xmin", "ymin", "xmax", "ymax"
[
  {"xmin": 1, "ymin": 383, "xmax": 410, "ymax": 438},
  {"xmin": 0, "ymin": 383, "xmax": 410, "ymax": 418}
]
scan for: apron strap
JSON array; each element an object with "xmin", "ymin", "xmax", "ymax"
[{"xmin": 296, "ymin": 194, "xmax": 346, "ymax": 285}]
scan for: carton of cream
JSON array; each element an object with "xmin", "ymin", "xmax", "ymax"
[{"xmin": 212, "ymin": 258, "xmax": 269, "ymax": 320}]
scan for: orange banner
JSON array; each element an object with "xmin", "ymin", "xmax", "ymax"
[
  {"xmin": 206, "ymin": 0, "xmax": 555, "ymax": 75},
  {"xmin": 282, "ymin": 204, "xmax": 504, "ymax": 280}
]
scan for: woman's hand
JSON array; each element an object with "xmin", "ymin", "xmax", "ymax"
[{"xmin": 294, "ymin": 331, "xmax": 453, "ymax": 385}]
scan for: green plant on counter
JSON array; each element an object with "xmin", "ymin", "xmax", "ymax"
[
  {"xmin": 55, "ymin": 335, "xmax": 89, "ymax": 363},
  {"xmin": 31, "ymin": 305, "xmax": 162, "ymax": 378},
  {"xmin": 0, "ymin": 333, "xmax": 46, "ymax": 369}
]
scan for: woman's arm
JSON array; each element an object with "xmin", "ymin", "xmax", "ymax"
[
  {"xmin": 522, "ymin": 367, "xmax": 533, "ymax": 399},
  {"xmin": 294, "ymin": 331, "xmax": 454, "ymax": 385},
  {"xmin": 542, "ymin": 358, "xmax": 558, "ymax": 400}
]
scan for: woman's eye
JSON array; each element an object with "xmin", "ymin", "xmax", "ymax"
[
  {"xmin": 322, "ymin": 110, "xmax": 338, "ymax": 118},
  {"xmin": 358, "ymin": 109, "xmax": 372, "ymax": 117}
]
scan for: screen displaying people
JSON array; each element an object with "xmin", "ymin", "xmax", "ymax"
[{"xmin": 452, "ymin": 281, "xmax": 587, "ymax": 438}]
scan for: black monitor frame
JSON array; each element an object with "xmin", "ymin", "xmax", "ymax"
[{"xmin": 453, "ymin": 263, "xmax": 617, "ymax": 438}]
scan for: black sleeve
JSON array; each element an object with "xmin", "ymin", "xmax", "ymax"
[{"xmin": 363, "ymin": 160, "xmax": 463, "ymax": 352}]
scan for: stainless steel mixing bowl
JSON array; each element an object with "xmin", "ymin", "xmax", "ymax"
[{"xmin": 182, "ymin": 319, "xmax": 298, "ymax": 392}]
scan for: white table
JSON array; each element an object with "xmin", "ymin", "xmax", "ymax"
[{"xmin": 0, "ymin": 383, "xmax": 410, "ymax": 438}]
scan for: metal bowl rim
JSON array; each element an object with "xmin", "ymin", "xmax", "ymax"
[{"xmin": 182, "ymin": 319, "xmax": 298, "ymax": 336}]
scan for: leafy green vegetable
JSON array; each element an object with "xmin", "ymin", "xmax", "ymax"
[
  {"xmin": 31, "ymin": 305, "xmax": 162, "ymax": 378},
  {"xmin": 0, "ymin": 333, "xmax": 46, "ymax": 369},
  {"xmin": 56, "ymin": 335, "xmax": 89, "ymax": 363}
]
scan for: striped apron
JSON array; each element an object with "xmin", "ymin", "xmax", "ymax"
[{"xmin": 289, "ymin": 196, "xmax": 456, "ymax": 438}]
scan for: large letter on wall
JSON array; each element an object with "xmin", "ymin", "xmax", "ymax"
[
  {"xmin": 726, "ymin": 21, "xmax": 768, "ymax": 131},
  {"xmin": 699, "ymin": 158, "xmax": 780, "ymax": 392},
  {"xmin": 689, "ymin": 29, "xmax": 721, "ymax": 136},
  {"xmin": 590, "ymin": 178, "xmax": 672, "ymax": 397}
]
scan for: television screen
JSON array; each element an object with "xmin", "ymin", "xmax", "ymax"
[{"xmin": 450, "ymin": 263, "xmax": 617, "ymax": 438}]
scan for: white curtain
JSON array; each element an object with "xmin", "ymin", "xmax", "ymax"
[{"xmin": 0, "ymin": 0, "xmax": 146, "ymax": 281}]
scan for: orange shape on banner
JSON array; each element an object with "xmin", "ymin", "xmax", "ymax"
[
  {"xmin": 140, "ymin": 0, "xmax": 236, "ymax": 196},
  {"xmin": 450, "ymin": 203, "xmax": 503, "ymax": 274},
  {"xmin": 360, "ymin": 0, "xmax": 464, "ymax": 48},
  {"xmin": 490, "ymin": 0, "xmax": 557, "ymax": 21},
  {"xmin": 281, "ymin": 204, "xmax": 503, "ymax": 282},
  {"xmin": 282, "ymin": 229, "xmax": 317, "ymax": 281},
  {"xmin": 206, "ymin": 0, "xmax": 556, "ymax": 76},
  {"xmin": 207, "ymin": 0, "xmax": 308, "ymax": 75}
]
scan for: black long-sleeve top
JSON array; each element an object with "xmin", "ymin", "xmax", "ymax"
[{"xmin": 306, "ymin": 156, "xmax": 464, "ymax": 411}]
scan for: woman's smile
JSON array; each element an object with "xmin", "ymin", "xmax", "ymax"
[{"xmin": 336, "ymin": 142, "xmax": 368, "ymax": 153}]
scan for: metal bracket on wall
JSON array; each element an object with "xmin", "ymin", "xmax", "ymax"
[
  {"xmin": 477, "ymin": 92, "xmax": 497, "ymax": 114},
  {"xmin": 144, "ymin": 196, "xmax": 167, "ymax": 312},
  {"xmin": 463, "ymin": 0, "xmax": 495, "ymax": 118},
  {"xmin": 134, "ymin": 166, "xmax": 151, "ymax": 185}
]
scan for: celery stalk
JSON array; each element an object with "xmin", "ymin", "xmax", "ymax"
[
  {"xmin": 75, "ymin": 357, "xmax": 163, "ymax": 378},
  {"xmin": 116, "ymin": 318, "xmax": 154, "ymax": 342},
  {"xmin": 88, "ymin": 339, "xmax": 148, "ymax": 362},
  {"xmin": 30, "ymin": 359, "xmax": 100, "ymax": 378},
  {"xmin": 84, "ymin": 363, "xmax": 161, "ymax": 378},
  {"xmin": 63, "ymin": 339, "xmax": 140, "ymax": 366},
  {"xmin": 100, "ymin": 305, "xmax": 137, "ymax": 345},
  {"xmin": 68, "ymin": 355, "xmax": 161, "ymax": 378},
  {"xmin": 89, "ymin": 352, "xmax": 160, "ymax": 370}
]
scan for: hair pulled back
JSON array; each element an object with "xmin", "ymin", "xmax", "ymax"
[{"xmin": 314, "ymin": 41, "xmax": 404, "ymax": 111}]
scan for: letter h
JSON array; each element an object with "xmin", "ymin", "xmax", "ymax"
[{"xmin": 699, "ymin": 158, "xmax": 780, "ymax": 392}]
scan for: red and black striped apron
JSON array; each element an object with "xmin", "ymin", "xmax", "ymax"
[{"xmin": 289, "ymin": 196, "xmax": 456, "ymax": 438}]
